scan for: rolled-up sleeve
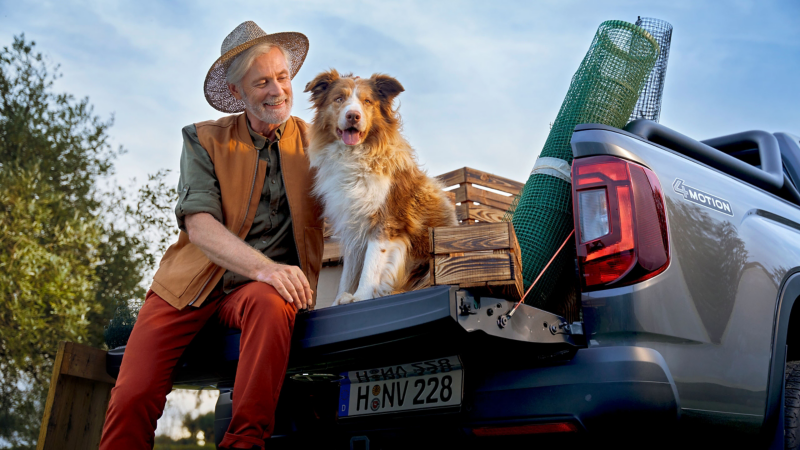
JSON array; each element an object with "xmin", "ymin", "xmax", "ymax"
[{"xmin": 175, "ymin": 124, "xmax": 223, "ymax": 232}]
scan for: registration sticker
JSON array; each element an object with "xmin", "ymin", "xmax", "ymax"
[{"xmin": 338, "ymin": 356, "xmax": 463, "ymax": 418}]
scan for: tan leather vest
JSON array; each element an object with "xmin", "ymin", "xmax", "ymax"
[{"xmin": 150, "ymin": 114, "xmax": 324, "ymax": 310}]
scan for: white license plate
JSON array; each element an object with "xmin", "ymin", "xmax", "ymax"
[{"xmin": 338, "ymin": 356, "xmax": 463, "ymax": 417}]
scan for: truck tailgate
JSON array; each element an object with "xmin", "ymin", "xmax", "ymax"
[{"xmin": 106, "ymin": 286, "xmax": 582, "ymax": 387}]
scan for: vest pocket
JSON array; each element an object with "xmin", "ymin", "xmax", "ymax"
[{"xmin": 153, "ymin": 242, "xmax": 215, "ymax": 299}]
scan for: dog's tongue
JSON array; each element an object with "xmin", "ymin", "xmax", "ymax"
[{"xmin": 342, "ymin": 129, "xmax": 361, "ymax": 145}]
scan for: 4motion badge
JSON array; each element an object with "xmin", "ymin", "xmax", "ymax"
[{"xmin": 673, "ymin": 179, "xmax": 733, "ymax": 217}]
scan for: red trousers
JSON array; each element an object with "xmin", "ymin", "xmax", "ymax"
[{"xmin": 99, "ymin": 282, "xmax": 296, "ymax": 450}]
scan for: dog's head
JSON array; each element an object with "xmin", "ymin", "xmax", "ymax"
[{"xmin": 304, "ymin": 70, "xmax": 404, "ymax": 147}]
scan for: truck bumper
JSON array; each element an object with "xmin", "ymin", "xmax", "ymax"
[{"xmin": 215, "ymin": 346, "xmax": 679, "ymax": 447}]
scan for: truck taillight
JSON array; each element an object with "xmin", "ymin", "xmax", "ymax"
[{"xmin": 571, "ymin": 155, "xmax": 669, "ymax": 290}]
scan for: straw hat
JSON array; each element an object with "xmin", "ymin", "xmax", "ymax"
[{"xmin": 204, "ymin": 21, "xmax": 309, "ymax": 113}]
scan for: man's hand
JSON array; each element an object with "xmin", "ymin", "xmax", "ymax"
[
  {"xmin": 185, "ymin": 213, "xmax": 314, "ymax": 309},
  {"xmin": 256, "ymin": 263, "xmax": 313, "ymax": 310}
]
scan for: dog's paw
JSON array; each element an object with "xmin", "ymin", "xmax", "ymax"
[{"xmin": 334, "ymin": 292, "xmax": 358, "ymax": 305}]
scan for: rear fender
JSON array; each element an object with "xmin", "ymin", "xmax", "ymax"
[{"xmin": 764, "ymin": 269, "xmax": 800, "ymax": 442}]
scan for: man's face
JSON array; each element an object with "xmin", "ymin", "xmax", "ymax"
[{"xmin": 230, "ymin": 46, "xmax": 293, "ymax": 125}]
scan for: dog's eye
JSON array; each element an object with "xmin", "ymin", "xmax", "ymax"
[
  {"xmin": 335, "ymin": 97, "xmax": 343, "ymax": 103},
  {"xmin": 364, "ymin": 99, "xmax": 372, "ymax": 105}
]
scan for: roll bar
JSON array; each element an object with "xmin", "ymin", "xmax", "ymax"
[{"xmin": 624, "ymin": 119, "xmax": 784, "ymax": 193}]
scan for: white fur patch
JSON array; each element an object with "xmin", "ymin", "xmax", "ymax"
[
  {"xmin": 352, "ymin": 238, "xmax": 407, "ymax": 300},
  {"xmin": 338, "ymin": 87, "xmax": 363, "ymax": 131},
  {"xmin": 310, "ymin": 143, "xmax": 392, "ymax": 269}
]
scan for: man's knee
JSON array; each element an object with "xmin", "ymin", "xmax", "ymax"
[
  {"xmin": 108, "ymin": 381, "xmax": 169, "ymax": 416},
  {"xmin": 239, "ymin": 282, "xmax": 297, "ymax": 320}
]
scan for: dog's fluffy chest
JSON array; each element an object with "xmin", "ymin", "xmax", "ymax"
[{"xmin": 312, "ymin": 150, "xmax": 391, "ymax": 237}]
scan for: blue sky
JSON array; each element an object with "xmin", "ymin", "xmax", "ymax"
[{"xmin": 1, "ymin": 0, "xmax": 799, "ymax": 190}]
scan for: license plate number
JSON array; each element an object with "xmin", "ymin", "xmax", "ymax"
[{"xmin": 338, "ymin": 356, "xmax": 463, "ymax": 417}]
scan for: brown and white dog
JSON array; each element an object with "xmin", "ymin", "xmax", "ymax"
[{"xmin": 304, "ymin": 70, "xmax": 457, "ymax": 305}]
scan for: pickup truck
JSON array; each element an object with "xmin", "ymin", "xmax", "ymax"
[{"xmin": 108, "ymin": 119, "xmax": 800, "ymax": 449}]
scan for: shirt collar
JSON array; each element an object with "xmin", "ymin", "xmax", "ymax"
[{"xmin": 245, "ymin": 116, "xmax": 286, "ymax": 150}]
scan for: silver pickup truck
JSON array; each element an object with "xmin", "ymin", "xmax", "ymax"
[{"xmin": 108, "ymin": 120, "xmax": 800, "ymax": 449}]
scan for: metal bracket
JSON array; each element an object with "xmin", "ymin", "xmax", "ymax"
[
  {"xmin": 550, "ymin": 322, "xmax": 584, "ymax": 335},
  {"xmin": 457, "ymin": 290, "xmax": 479, "ymax": 315}
]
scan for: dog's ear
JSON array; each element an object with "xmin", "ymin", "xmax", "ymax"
[
  {"xmin": 304, "ymin": 69, "xmax": 340, "ymax": 106},
  {"xmin": 371, "ymin": 74, "xmax": 404, "ymax": 102}
]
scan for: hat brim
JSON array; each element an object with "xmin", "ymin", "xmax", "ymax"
[{"xmin": 204, "ymin": 32, "xmax": 309, "ymax": 113}]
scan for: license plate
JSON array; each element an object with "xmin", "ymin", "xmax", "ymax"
[{"xmin": 338, "ymin": 356, "xmax": 463, "ymax": 417}]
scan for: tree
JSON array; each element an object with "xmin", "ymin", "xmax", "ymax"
[
  {"xmin": 153, "ymin": 411, "xmax": 215, "ymax": 450},
  {"xmin": 0, "ymin": 34, "xmax": 177, "ymax": 448},
  {"xmin": 0, "ymin": 167, "xmax": 105, "ymax": 446}
]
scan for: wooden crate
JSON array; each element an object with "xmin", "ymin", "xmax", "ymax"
[
  {"xmin": 37, "ymin": 342, "xmax": 116, "ymax": 450},
  {"xmin": 436, "ymin": 167, "xmax": 523, "ymax": 225},
  {"xmin": 321, "ymin": 167, "xmax": 523, "ymax": 263},
  {"xmin": 429, "ymin": 222, "xmax": 523, "ymax": 300}
]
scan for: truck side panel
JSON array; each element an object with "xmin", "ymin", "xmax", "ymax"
[{"xmin": 572, "ymin": 128, "xmax": 800, "ymax": 430}]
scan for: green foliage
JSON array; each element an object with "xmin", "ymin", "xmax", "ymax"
[
  {"xmin": 0, "ymin": 167, "xmax": 103, "ymax": 369},
  {"xmin": 184, "ymin": 410, "xmax": 215, "ymax": 445},
  {"xmin": 101, "ymin": 170, "xmax": 178, "ymax": 349},
  {"xmin": 0, "ymin": 34, "xmax": 178, "ymax": 448}
]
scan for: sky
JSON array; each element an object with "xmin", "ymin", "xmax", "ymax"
[
  {"xmin": 2, "ymin": 0, "xmax": 799, "ymax": 441},
  {"xmin": 2, "ymin": 0, "xmax": 799, "ymax": 193}
]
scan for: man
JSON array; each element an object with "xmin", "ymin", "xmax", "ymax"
[{"xmin": 100, "ymin": 21, "xmax": 324, "ymax": 450}]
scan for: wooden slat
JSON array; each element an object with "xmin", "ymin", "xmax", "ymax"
[
  {"xmin": 455, "ymin": 203, "xmax": 469, "ymax": 222},
  {"xmin": 38, "ymin": 342, "xmax": 69, "ymax": 449},
  {"xmin": 453, "ymin": 184, "xmax": 514, "ymax": 210},
  {"xmin": 456, "ymin": 203, "xmax": 507, "ymax": 223},
  {"xmin": 60, "ymin": 341, "xmax": 117, "ymax": 385},
  {"xmin": 430, "ymin": 222, "xmax": 512, "ymax": 254},
  {"xmin": 508, "ymin": 223, "xmax": 522, "ymax": 275},
  {"xmin": 443, "ymin": 190, "xmax": 456, "ymax": 204},
  {"xmin": 322, "ymin": 238, "xmax": 342, "ymax": 263},
  {"xmin": 433, "ymin": 253, "xmax": 513, "ymax": 285},
  {"xmin": 464, "ymin": 167, "xmax": 524, "ymax": 194},
  {"xmin": 323, "ymin": 220, "xmax": 334, "ymax": 238},
  {"xmin": 458, "ymin": 281, "xmax": 490, "ymax": 288},
  {"xmin": 435, "ymin": 168, "xmax": 467, "ymax": 188}
]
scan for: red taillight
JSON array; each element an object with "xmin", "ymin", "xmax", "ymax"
[
  {"xmin": 472, "ymin": 422, "xmax": 579, "ymax": 437},
  {"xmin": 572, "ymin": 155, "xmax": 670, "ymax": 290}
]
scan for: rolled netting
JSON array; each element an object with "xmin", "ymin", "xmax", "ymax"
[
  {"xmin": 506, "ymin": 20, "xmax": 659, "ymax": 309},
  {"xmin": 629, "ymin": 17, "xmax": 673, "ymax": 123}
]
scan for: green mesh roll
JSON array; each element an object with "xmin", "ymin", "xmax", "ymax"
[{"xmin": 509, "ymin": 20, "xmax": 659, "ymax": 309}]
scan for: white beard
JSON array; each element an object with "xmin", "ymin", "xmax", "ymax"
[{"xmin": 242, "ymin": 90, "xmax": 293, "ymax": 124}]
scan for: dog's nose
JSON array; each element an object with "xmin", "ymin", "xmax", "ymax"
[{"xmin": 346, "ymin": 110, "xmax": 361, "ymax": 123}]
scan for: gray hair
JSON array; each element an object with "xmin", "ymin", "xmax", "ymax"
[{"xmin": 225, "ymin": 42, "xmax": 290, "ymax": 87}]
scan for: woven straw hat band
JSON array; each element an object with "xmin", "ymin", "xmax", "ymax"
[{"xmin": 203, "ymin": 21, "xmax": 309, "ymax": 113}]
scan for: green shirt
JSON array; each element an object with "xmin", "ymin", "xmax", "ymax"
[{"xmin": 175, "ymin": 119, "xmax": 299, "ymax": 293}]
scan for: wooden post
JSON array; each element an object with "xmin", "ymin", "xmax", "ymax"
[{"xmin": 37, "ymin": 341, "xmax": 116, "ymax": 450}]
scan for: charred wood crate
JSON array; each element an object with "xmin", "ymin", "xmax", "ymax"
[{"xmin": 429, "ymin": 222, "xmax": 523, "ymax": 300}]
